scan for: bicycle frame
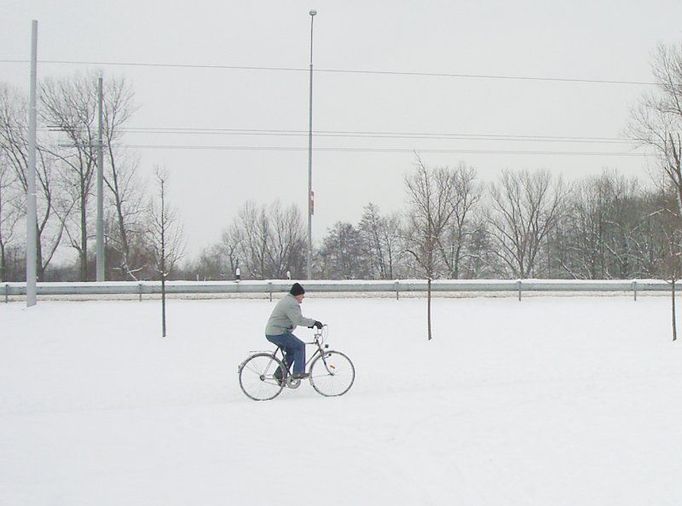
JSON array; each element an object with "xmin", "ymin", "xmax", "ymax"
[
  {"xmin": 239, "ymin": 324, "xmax": 354, "ymax": 400},
  {"xmin": 271, "ymin": 326, "xmax": 333, "ymax": 376}
]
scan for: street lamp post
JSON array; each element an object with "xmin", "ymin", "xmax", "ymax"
[{"xmin": 306, "ymin": 9, "xmax": 316, "ymax": 280}]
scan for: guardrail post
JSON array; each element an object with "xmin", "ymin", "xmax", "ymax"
[
  {"xmin": 517, "ymin": 280, "xmax": 522, "ymax": 301},
  {"xmin": 138, "ymin": 282, "xmax": 143, "ymax": 302},
  {"xmin": 633, "ymin": 280, "xmax": 638, "ymax": 301},
  {"xmin": 394, "ymin": 281, "xmax": 400, "ymax": 300},
  {"xmin": 4, "ymin": 283, "xmax": 8, "ymax": 303},
  {"xmin": 268, "ymin": 281, "xmax": 273, "ymax": 302}
]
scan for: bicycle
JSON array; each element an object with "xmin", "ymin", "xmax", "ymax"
[{"xmin": 238, "ymin": 325, "xmax": 355, "ymax": 401}]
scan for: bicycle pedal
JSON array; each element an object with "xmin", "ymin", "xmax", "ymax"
[{"xmin": 285, "ymin": 377, "xmax": 302, "ymax": 389}]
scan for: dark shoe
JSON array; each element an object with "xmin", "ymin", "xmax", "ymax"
[
  {"xmin": 291, "ymin": 372, "xmax": 309, "ymax": 380},
  {"xmin": 274, "ymin": 367, "xmax": 285, "ymax": 386}
]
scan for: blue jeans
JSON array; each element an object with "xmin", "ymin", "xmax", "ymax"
[{"xmin": 265, "ymin": 332, "xmax": 306, "ymax": 374}]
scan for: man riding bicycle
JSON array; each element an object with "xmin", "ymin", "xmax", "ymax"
[{"xmin": 265, "ymin": 283, "xmax": 323, "ymax": 381}]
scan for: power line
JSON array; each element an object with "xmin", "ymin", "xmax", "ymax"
[
  {"xmin": 116, "ymin": 127, "xmax": 630, "ymax": 144},
  {"xmin": 0, "ymin": 58, "xmax": 655, "ymax": 86},
  {"xmin": 116, "ymin": 143, "xmax": 650, "ymax": 156},
  {"xmin": 30, "ymin": 125, "xmax": 631, "ymax": 144},
  {"xmin": 317, "ymin": 68, "xmax": 654, "ymax": 86}
]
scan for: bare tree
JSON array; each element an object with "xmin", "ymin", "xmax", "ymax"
[
  {"xmin": 266, "ymin": 202, "xmax": 306, "ymax": 278},
  {"xmin": 436, "ymin": 163, "xmax": 481, "ymax": 279},
  {"xmin": 627, "ymin": 43, "xmax": 682, "ymax": 215},
  {"xmin": 404, "ymin": 157, "xmax": 463, "ymax": 339},
  {"xmin": 217, "ymin": 226, "xmax": 243, "ymax": 278},
  {"xmin": 359, "ymin": 203, "xmax": 387, "ymax": 279},
  {"xmin": 0, "ymin": 152, "xmax": 23, "ymax": 281},
  {"xmin": 601, "ymin": 177, "xmax": 643, "ymax": 278},
  {"xmin": 381, "ymin": 212, "xmax": 405, "ymax": 279},
  {"xmin": 149, "ymin": 168, "xmax": 184, "ymax": 337},
  {"xmin": 630, "ymin": 190, "xmax": 680, "ymax": 278},
  {"xmin": 234, "ymin": 201, "xmax": 269, "ymax": 278},
  {"xmin": 40, "ymin": 74, "xmax": 140, "ymax": 281},
  {"xmin": 0, "ymin": 84, "xmax": 69, "ymax": 280},
  {"xmin": 666, "ymin": 246, "xmax": 681, "ymax": 342},
  {"xmin": 40, "ymin": 74, "xmax": 100, "ymax": 281},
  {"xmin": 458, "ymin": 216, "xmax": 498, "ymax": 278},
  {"xmin": 404, "ymin": 159, "xmax": 461, "ymax": 278},
  {"xmin": 625, "ymin": 43, "xmax": 682, "ymax": 339},
  {"xmin": 101, "ymin": 78, "xmax": 145, "ymax": 280},
  {"xmin": 652, "ymin": 206, "xmax": 682, "ymax": 341},
  {"xmin": 558, "ymin": 172, "xmax": 637, "ymax": 279},
  {"xmin": 488, "ymin": 169, "xmax": 567, "ymax": 278},
  {"xmin": 190, "ymin": 240, "xmax": 239, "ymax": 280},
  {"xmin": 359, "ymin": 203, "xmax": 405, "ymax": 279},
  {"xmin": 557, "ymin": 174, "xmax": 611, "ymax": 279},
  {"xmin": 215, "ymin": 201, "xmax": 305, "ymax": 280}
]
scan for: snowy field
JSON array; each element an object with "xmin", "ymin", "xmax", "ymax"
[{"xmin": 2, "ymin": 296, "xmax": 682, "ymax": 505}]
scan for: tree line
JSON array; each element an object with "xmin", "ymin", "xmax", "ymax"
[
  {"xmin": 189, "ymin": 41, "xmax": 682, "ymax": 281},
  {"xmin": 0, "ymin": 73, "xmax": 183, "ymax": 283},
  {"xmin": 185, "ymin": 166, "xmax": 679, "ymax": 281},
  {"xmin": 1, "ymin": 42, "xmax": 682, "ymax": 282}
]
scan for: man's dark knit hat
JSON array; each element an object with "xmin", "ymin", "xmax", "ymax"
[{"xmin": 290, "ymin": 283, "xmax": 305, "ymax": 296}]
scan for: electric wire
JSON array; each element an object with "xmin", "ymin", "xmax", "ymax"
[
  {"xmin": 27, "ymin": 126, "xmax": 633, "ymax": 145},
  {"xmin": 115, "ymin": 127, "xmax": 631, "ymax": 144},
  {"xmin": 114, "ymin": 143, "xmax": 649, "ymax": 157},
  {"xmin": 0, "ymin": 58, "xmax": 655, "ymax": 86},
  {"xmin": 0, "ymin": 58, "xmax": 651, "ymax": 156}
]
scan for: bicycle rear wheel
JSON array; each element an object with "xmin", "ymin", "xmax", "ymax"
[
  {"xmin": 239, "ymin": 353, "xmax": 285, "ymax": 401},
  {"xmin": 309, "ymin": 351, "xmax": 355, "ymax": 397}
]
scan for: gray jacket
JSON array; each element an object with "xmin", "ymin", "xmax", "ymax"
[{"xmin": 265, "ymin": 294, "xmax": 316, "ymax": 336}]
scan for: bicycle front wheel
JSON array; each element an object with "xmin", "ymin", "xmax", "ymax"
[
  {"xmin": 239, "ymin": 353, "xmax": 285, "ymax": 401},
  {"xmin": 309, "ymin": 351, "xmax": 355, "ymax": 397}
]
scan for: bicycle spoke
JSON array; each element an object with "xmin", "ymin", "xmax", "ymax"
[
  {"xmin": 244, "ymin": 363, "xmax": 264, "ymax": 375},
  {"xmin": 239, "ymin": 353, "xmax": 285, "ymax": 401},
  {"xmin": 309, "ymin": 351, "xmax": 355, "ymax": 397}
]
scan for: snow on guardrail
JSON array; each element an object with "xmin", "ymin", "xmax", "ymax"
[{"xmin": 1, "ymin": 278, "xmax": 678, "ymax": 299}]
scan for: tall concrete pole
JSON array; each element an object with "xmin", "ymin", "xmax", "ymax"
[
  {"xmin": 26, "ymin": 20, "xmax": 38, "ymax": 307},
  {"xmin": 307, "ymin": 9, "xmax": 317, "ymax": 280},
  {"xmin": 96, "ymin": 75, "xmax": 105, "ymax": 281}
]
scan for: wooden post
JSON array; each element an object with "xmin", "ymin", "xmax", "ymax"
[
  {"xmin": 161, "ymin": 277, "xmax": 166, "ymax": 338},
  {"xmin": 427, "ymin": 278, "xmax": 432, "ymax": 340},
  {"xmin": 673, "ymin": 278, "xmax": 677, "ymax": 342}
]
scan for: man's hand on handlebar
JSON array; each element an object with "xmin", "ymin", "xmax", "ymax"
[{"xmin": 310, "ymin": 320, "xmax": 323, "ymax": 329}]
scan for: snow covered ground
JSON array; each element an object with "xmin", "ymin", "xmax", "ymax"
[{"xmin": 2, "ymin": 296, "xmax": 682, "ymax": 505}]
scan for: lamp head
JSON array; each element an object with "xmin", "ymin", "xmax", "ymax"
[{"xmin": 309, "ymin": 9, "xmax": 317, "ymax": 16}]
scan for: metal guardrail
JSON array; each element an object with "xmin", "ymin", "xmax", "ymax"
[{"xmin": 1, "ymin": 279, "xmax": 678, "ymax": 301}]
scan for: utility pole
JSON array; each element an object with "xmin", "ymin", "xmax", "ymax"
[
  {"xmin": 26, "ymin": 20, "xmax": 38, "ymax": 307},
  {"xmin": 306, "ymin": 9, "xmax": 317, "ymax": 280},
  {"xmin": 96, "ymin": 75, "xmax": 105, "ymax": 281}
]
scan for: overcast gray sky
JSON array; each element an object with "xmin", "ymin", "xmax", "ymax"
[{"xmin": 3, "ymin": 0, "xmax": 682, "ymax": 259}]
